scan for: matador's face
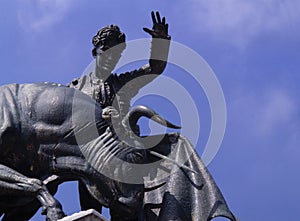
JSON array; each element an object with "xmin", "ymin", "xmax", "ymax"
[
  {"xmin": 95, "ymin": 45, "xmax": 124, "ymax": 74},
  {"xmin": 93, "ymin": 25, "xmax": 126, "ymax": 75}
]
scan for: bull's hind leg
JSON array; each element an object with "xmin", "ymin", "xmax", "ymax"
[{"xmin": 0, "ymin": 164, "xmax": 65, "ymax": 221}]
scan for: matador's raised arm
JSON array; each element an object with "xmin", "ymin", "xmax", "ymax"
[{"xmin": 115, "ymin": 11, "xmax": 171, "ymax": 92}]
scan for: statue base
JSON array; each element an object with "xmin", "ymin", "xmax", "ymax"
[{"xmin": 58, "ymin": 209, "xmax": 109, "ymax": 221}]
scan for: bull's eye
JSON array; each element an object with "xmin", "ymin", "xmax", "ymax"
[
  {"xmin": 133, "ymin": 152, "xmax": 145, "ymax": 163},
  {"xmin": 126, "ymin": 151, "xmax": 144, "ymax": 163}
]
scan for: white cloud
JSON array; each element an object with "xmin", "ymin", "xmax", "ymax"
[
  {"xmin": 255, "ymin": 89, "xmax": 296, "ymax": 134},
  {"xmin": 185, "ymin": 0, "xmax": 300, "ymax": 48},
  {"xmin": 232, "ymin": 88, "xmax": 297, "ymax": 136},
  {"xmin": 17, "ymin": 0, "xmax": 72, "ymax": 32}
]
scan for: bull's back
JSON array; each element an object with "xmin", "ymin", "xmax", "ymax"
[
  {"xmin": 0, "ymin": 83, "xmax": 106, "ymax": 167},
  {"xmin": 19, "ymin": 83, "xmax": 107, "ymax": 143},
  {"xmin": 0, "ymin": 83, "xmax": 77, "ymax": 127},
  {"xmin": 22, "ymin": 83, "xmax": 76, "ymax": 126}
]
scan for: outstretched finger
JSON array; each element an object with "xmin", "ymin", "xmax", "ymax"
[
  {"xmin": 162, "ymin": 17, "xmax": 166, "ymax": 25},
  {"xmin": 156, "ymin": 11, "xmax": 161, "ymax": 23},
  {"xmin": 151, "ymin": 11, "xmax": 157, "ymax": 24}
]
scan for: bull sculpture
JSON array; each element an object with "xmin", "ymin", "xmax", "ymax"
[
  {"xmin": 0, "ymin": 82, "xmax": 237, "ymax": 221},
  {"xmin": 0, "ymin": 83, "xmax": 181, "ymax": 221}
]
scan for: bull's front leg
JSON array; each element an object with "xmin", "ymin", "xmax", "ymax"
[
  {"xmin": 0, "ymin": 164, "xmax": 65, "ymax": 221},
  {"xmin": 50, "ymin": 156, "xmax": 145, "ymax": 221}
]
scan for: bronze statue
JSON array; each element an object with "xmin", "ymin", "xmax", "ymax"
[{"xmin": 0, "ymin": 11, "xmax": 236, "ymax": 221}]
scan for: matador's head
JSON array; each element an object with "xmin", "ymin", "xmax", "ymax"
[{"xmin": 92, "ymin": 25, "xmax": 126, "ymax": 57}]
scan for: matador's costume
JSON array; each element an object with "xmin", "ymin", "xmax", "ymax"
[{"xmin": 68, "ymin": 23, "xmax": 170, "ymax": 120}]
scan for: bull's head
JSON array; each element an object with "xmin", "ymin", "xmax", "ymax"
[{"xmin": 78, "ymin": 105, "xmax": 180, "ymax": 220}]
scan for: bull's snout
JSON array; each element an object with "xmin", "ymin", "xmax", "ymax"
[{"xmin": 118, "ymin": 191, "xmax": 143, "ymax": 207}]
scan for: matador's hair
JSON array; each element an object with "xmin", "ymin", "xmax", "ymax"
[{"xmin": 92, "ymin": 25, "xmax": 126, "ymax": 57}]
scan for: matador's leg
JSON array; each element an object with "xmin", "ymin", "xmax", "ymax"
[
  {"xmin": 0, "ymin": 164, "xmax": 65, "ymax": 221},
  {"xmin": 78, "ymin": 180, "xmax": 102, "ymax": 213}
]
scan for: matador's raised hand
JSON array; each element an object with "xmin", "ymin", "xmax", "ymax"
[{"xmin": 143, "ymin": 11, "xmax": 170, "ymax": 39}]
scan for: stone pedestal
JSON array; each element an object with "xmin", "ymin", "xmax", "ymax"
[{"xmin": 58, "ymin": 209, "xmax": 109, "ymax": 221}]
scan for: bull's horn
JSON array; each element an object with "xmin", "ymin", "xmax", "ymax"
[{"xmin": 123, "ymin": 105, "xmax": 181, "ymax": 133}]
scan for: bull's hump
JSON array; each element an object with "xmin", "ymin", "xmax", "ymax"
[
  {"xmin": 22, "ymin": 83, "xmax": 73, "ymax": 125},
  {"xmin": 20, "ymin": 83, "xmax": 106, "ymax": 138}
]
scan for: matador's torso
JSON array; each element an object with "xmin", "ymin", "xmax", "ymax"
[{"xmin": 68, "ymin": 65, "xmax": 155, "ymax": 119}]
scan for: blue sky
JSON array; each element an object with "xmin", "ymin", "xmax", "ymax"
[{"xmin": 1, "ymin": 1, "xmax": 300, "ymax": 220}]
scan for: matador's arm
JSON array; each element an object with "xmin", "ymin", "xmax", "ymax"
[{"xmin": 116, "ymin": 11, "xmax": 171, "ymax": 91}]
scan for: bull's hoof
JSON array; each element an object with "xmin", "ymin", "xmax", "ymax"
[
  {"xmin": 45, "ymin": 207, "xmax": 65, "ymax": 221},
  {"xmin": 42, "ymin": 203, "xmax": 66, "ymax": 221}
]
